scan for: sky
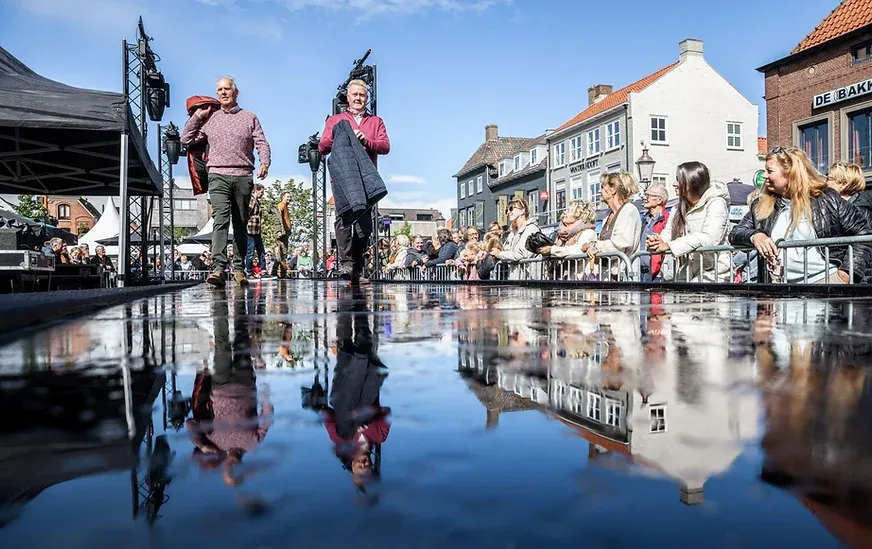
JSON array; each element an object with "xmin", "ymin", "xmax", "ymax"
[{"xmin": 0, "ymin": 0, "xmax": 845, "ymax": 218}]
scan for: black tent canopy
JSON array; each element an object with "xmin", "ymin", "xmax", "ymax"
[{"xmin": 0, "ymin": 46, "xmax": 161, "ymax": 196}]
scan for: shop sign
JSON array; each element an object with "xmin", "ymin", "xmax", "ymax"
[
  {"xmin": 814, "ymin": 78, "xmax": 872, "ymax": 108},
  {"xmin": 569, "ymin": 157, "xmax": 599, "ymax": 174}
]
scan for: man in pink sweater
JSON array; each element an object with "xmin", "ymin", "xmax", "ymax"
[
  {"xmin": 181, "ymin": 76, "xmax": 271, "ymax": 287},
  {"xmin": 319, "ymin": 79, "xmax": 390, "ymax": 284}
]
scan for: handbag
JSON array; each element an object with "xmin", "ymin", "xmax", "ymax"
[
  {"xmin": 477, "ymin": 254, "xmax": 496, "ymax": 280},
  {"xmin": 525, "ymin": 231, "xmax": 554, "ymax": 254}
]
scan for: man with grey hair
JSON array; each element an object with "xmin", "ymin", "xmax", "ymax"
[
  {"xmin": 181, "ymin": 76, "xmax": 271, "ymax": 287},
  {"xmin": 640, "ymin": 184, "xmax": 670, "ymax": 282}
]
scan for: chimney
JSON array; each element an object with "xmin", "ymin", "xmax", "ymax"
[
  {"xmin": 679, "ymin": 38, "xmax": 704, "ymax": 62},
  {"xmin": 588, "ymin": 84, "xmax": 613, "ymax": 106},
  {"xmin": 485, "ymin": 124, "xmax": 499, "ymax": 141}
]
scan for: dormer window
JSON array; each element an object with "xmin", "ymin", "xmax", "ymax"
[
  {"xmin": 498, "ymin": 160, "xmax": 507, "ymax": 177},
  {"xmin": 530, "ymin": 148, "xmax": 538, "ymax": 165},
  {"xmin": 514, "ymin": 155, "xmax": 521, "ymax": 171}
]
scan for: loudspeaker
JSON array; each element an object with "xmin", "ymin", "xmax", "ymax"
[{"xmin": 0, "ymin": 226, "xmax": 22, "ymax": 251}]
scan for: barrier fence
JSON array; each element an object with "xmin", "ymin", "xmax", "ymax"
[{"xmin": 376, "ymin": 234, "xmax": 872, "ymax": 286}]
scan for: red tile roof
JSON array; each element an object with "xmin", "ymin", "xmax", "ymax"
[
  {"xmin": 758, "ymin": 137, "xmax": 768, "ymax": 155},
  {"xmin": 792, "ymin": 0, "xmax": 872, "ymax": 54},
  {"xmin": 555, "ymin": 63, "xmax": 678, "ymax": 133}
]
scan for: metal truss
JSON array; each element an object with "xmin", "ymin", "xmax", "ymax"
[
  {"xmin": 157, "ymin": 124, "xmax": 176, "ymax": 280},
  {"xmin": 312, "ymin": 158, "xmax": 327, "ymax": 277}
]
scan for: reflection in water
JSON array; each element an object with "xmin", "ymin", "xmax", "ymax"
[{"xmin": 186, "ymin": 294, "xmax": 273, "ymax": 492}]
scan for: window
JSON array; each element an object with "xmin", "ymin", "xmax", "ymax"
[
  {"xmin": 651, "ymin": 117, "xmax": 667, "ymax": 143},
  {"xmin": 460, "ymin": 181, "xmax": 465, "ymax": 199},
  {"xmin": 568, "ymin": 387, "xmax": 584, "ymax": 416},
  {"xmin": 587, "ymin": 128, "xmax": 601, "ymax": 156},
  {"xmin": 477, "ymin": 175, "xmax": 483, "ymax": 194},
  {"xmin": 514, "ymin": 155, "xmax": 521, "ymax": 171},
  {"xmin": 475, "ymin": 202, "xmax": 484, "ymax": 228},
  {"xmin": 586, "ymin": 392, "xmax": 602, "ymax": 421},
  {"xmin": 650, "ymin": 405, "xmax": 667, "ymax": 433},
  {"xmin": 849, "ymin": 109, "xmax": 872, "ymax": 169},
  {"xmin": 173, "ymin": 199, "xmax": 197, "ymax": 210},
  {"xmin": 416, "ymin": 214, "xmax": 433, "ymax": 221},
  {"xmin": 799, "ymin": 119, "xmax": 830, "ymax": 175},
  {"xmin": 57, "ymin": 204, "xmax": 70, "ymax": 220},
  {"xmin": 530, "ymin": 148, "xmax": 538, "ymax": 165},
  {"xmin": 727, "ymin": 122, "xmax": 743, "ymax": 149},
  {"xmin": 498, "ymin": 161, "xmax": 507, "ymax": 177},
  {"xmin": 556, "ymin": 189, "xmax": 566, "ymax": 212},
  {"xmin": 606, "ymin": 399, "xmax": 621, "ymax": 427},
  {"xmin": 527, "ymin": 190, "xmax": 539, "ymax": 218},
  {"xmin": 570, "ymin": 136, "xmax": 583, "ymax": 162},
  {"xmin": 853, "ymin": 41, "xmax": 872, "ymax": 64},
  {"xmin": 587, "ymin": 169, "xmax": 601, "ymax": 202},
  {"xmin": 553, "ymin": 142, "xmax": 566, "ymax": 166},
  {"xmin": 570, "ymin": 175, "xmax": 584, "ymax": 201},
  {"xmin": 607, "ymin": 120, "xmax": 621, "ymax": 149},
  {"xmin": 468, "ymin": 179, "xmax": 474, "ymax": 196},
  {"xmin": 606, "ymin": 162, "xmax": 621, "ymax": 174},
  {"xmin": 652, "ymin": 174, "xmax": 668, "ymax": 188}
]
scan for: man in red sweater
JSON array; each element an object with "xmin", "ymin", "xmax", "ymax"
[
  {"xmin": 319, "ymin": 80, "xmax": 390, "ymax": 284},
  {"xmin": 181, "ymin": 76, "xmax": 271, "ymax": 288}
]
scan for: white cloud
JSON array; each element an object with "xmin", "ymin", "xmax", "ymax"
[
  {"xmin": 272, "ymin": 0, "xmax": 509, "ymax": 18},
  {"xmin": 19, "ymin": 0, "xmax": 148, "ymax": 31},
  {"xmin": 386, "ymin": 174, "xmax": 427, "ymax": 185}
]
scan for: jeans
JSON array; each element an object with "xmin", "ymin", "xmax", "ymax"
[
  {"xmin": 245, "ymin": 233, "xmax": 265, "ymax": 275},
  {"xmin": 209, "ymin": 173, "xmax": 252, "ymax": 273}
]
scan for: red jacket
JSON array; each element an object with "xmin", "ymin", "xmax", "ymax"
[{"xmin": 649, "ymin": 210, "xmax": 670, "ymax": 278}]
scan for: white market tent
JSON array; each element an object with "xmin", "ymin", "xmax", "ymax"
[
  {"xmin": 78, "ymin": 197, "xmax": 120, "ymax": 256},
  {"xmin": 185, "ymin": 217, "xmax": 231, "ymax": 244}
]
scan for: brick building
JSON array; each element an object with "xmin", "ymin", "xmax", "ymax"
[
  {"xmin": 44, "ymin": 196, "xmax": 100, "ymax": 235},
  {"xmin": 758, "ymin": 0, "xmax": 872, "ymax": 177}
]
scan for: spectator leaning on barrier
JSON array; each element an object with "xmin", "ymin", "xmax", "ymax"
[
  {"xmin": 647, "ymin": 162, "xmax": 732, "ymax": 282},
  {"xmin": 729, "ymin": 146, "xmax": 872, "ymax": 284},
  {"xmin": 495, "ymin": 197, "xmax": 540, "ymax": 280},
  {"xmin": 639, "ymin": 185, "xmax": 670, "ymax": 281},
  {"xmin": 387, "ymin": 235, "xmax": 410, "ymax": 271},
  {"xmin": 424, "ymin": 228, "xmax": 458, "ymax": 268},
  {"xmin": 586, "ymin": 172, "xmax": 642, "ymax": 277}
]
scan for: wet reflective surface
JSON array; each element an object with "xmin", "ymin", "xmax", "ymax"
[{"xmin": 1, "ymin": 282, "xmax": 872, "ymax": 548}]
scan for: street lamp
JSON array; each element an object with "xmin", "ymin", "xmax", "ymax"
[
  {"xmin": 635, "ymin": 141, "xmax": 656, "ymax": 189},
  {"xmin": 163, "ymin": 122, "xmax": 181, "ymax": 165}
]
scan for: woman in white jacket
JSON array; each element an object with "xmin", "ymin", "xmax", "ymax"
[
  {"xmin": 647, "ymin": 161, "xmax": 731, "ymax": 282},
  {"xmin": 495, "ymin": 197, "xmax": 540, "ymax": 280},
  {"xmin": 587, "ymin": 172, "xmax": 642, "ymax": 279}
]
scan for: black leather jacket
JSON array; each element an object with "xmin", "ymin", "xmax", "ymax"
[{"xmin": 729, "ymin": 187, "xmax": 872, "ymax": 282}]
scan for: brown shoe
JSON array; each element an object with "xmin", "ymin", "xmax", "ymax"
[
  {"xmin": 206, "ymin": 269, "xmax": 225, "ymax": 287},
  {"xmin": 233, "ymin": 271, "xmax": 249, "ymax": 287}
]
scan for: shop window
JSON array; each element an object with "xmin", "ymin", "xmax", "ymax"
[
  {"xmin": 849, "ymin": 108, "xmax": 872, "ymax": 170},
  {"xmin": 798, "ymin": 120, "xmax": 830, "ymax": 174}
]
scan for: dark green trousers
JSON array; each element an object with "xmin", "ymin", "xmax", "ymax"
[{"xmin": 209, "ymin": 173, "xmax": 252, "ymax": 272}]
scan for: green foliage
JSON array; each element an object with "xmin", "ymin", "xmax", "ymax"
[
  {"xmin": 12, "ymin": 195, "xmax": 47, "ymax": 222},
  {"xmin": 397, "ymin": 221, "xmax": 412, "ymax": 238},
  {"xmin": 76, "ymin": 222, "xmax": 90, "ymax": 236},
  {"xmin": 173, "ymin": 226, "xmax": 195, "ymax": 244},
  {"xmin": 261, "ymin": 178, "xmax": 313, "ymax": 250}
]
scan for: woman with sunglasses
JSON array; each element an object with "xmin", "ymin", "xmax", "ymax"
[
  {"xmin": 729, "ymin": 146, "xmax": 872, "ymax": 284},
  {"xmin": 494, "ymin": 198, "xmax": 540, "ymax": 279}
]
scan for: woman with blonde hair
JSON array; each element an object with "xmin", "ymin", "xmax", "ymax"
[
  {"xmin": 386, "ymin": 234, "xmax": 411, "ymax": 272},
  {"xmin": 586, "ymin": 172, "xmax": 642, "ymax": 279},
  {"xmin": 827, "ymin": 161, "xmax": 872, "ymax": 225},
  {"xmin": 730, "ymin": 146, "xmax": 872, "ymax": 283},
  {"xmin": 494, "ymin": 197, "xmax": 539, "ymax": 279}
]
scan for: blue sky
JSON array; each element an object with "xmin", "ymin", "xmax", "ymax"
[{"xmin": 0, "ymin": 0, "xmax": 843, "ymax": 217}]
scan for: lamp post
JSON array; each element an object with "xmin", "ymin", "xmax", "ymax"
[
  {"xmin": 299, "ymin": 134, "xmax": 325, "ymax": 277},
  {"xmin": 635, "ymin": 141, "xmax": 656, "ymax": 190}
]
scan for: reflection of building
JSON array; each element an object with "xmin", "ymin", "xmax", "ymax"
[
  {"xmin": 758, "ymin": 1, "xmax": 872, "ymax": 177},
  {"xmin": 458, "ymin": 303, "xmax": 760, "ymax": 505}
]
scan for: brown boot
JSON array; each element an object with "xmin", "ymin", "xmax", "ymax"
[
  {"xmin": 233, "ymin": 271, "xmax": 249, "ymax": 287},
  {"xmin": 206, "ymin": 269, "xmax": 225, "ymax": 287}
]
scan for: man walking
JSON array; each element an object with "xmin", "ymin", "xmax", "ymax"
[
  {"xmin": 246, "ymin": 183, "xmax": 265, "ymax": 277},
  {"xmin": 319, "ymin": 79, "xmax": 390, "ymax": 285},
  {"xmin": 181, "ymin": 76, "xmax": 271, "ymax": 287}
]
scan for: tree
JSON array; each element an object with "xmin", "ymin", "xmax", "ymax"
[
  {"xmin": 76, "ymin": 222, "xmax": 91, "ymax": 236},
  {"xmin": 397, "ymin": 221, "xmax": 412, "ymax": 238},
  {"xmin": 172, "ymin": 227, "xmax": 195, "ymax": 244},
  {"xmin": 260, "ymin": 178, "xmax": 313, "ymax": 250},
  {"xmin": 13, "ymin": 195, "xmax": 47, "ymax": 222}
]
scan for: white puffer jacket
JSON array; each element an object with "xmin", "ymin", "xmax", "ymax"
[
  {"xmin": 660, "ymin": 180, "xmax": 731, "ymax": 282},
  {"xmin": 497, "ymin": 219, "xmax": 540, "ymax": 280}
]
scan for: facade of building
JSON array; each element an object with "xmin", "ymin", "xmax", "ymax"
[
  {"xmin": 548, "ymin": 39, "xmax": 761, "ymax": 223},
  {"xmin": 454, "ymin": 125, "xmax": 548, "ymax": 229},
  {"xmin": 45, "ymin": 196, "xmax": 100, "ymax": 235},
  {"xmin": 148, "ymin": 186, "xmax": 210, "ymax": 239},
  {"xmin": 758, "ymin": 0, "xmax": 872, "ymax": 178}
]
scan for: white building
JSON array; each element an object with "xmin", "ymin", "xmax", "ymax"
[{"xmin": 547, "ymin": 39, "xmax": 762, "ymax": 222}]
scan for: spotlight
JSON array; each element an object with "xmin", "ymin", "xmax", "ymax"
[
  {"xmin": 145, "ymin": 69, "xmax": 170, "ymax": 122},
  {"xmin": 163, "ymin": 123, "xmax": 181, "ymax": 165}
]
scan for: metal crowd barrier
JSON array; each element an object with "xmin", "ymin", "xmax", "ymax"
[{"xmin": 375, "ymin": 235, "xmax": 872, "ymax": 287}]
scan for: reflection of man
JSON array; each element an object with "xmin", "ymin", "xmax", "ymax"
[
  {"xmin": 181, "ymin": 76, "xmax": 271, "ymax": 288},
  {"xmin": 188, "ymin": 295, "xmax": 273, "ymax": 489},
  {"xmin": 319, "ymin": 80, "xmax": 391, "ymax": 284},
  {"xmin": 322, "ymin": 290, "xmax": 390, "ymax": 493}
]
